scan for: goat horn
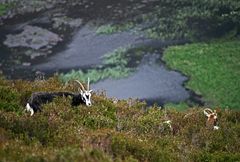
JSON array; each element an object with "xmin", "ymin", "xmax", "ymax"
[
  {"xmin": 74, "ymin": 80, "xmax": 85, "ymax": 91},
  {"xmin": 203, "ymin": 108, "xmax": 213, "ymax": 117},
  {"xmin": 88, "ymin": 77, "xmax": 90, "ymax": 91}
]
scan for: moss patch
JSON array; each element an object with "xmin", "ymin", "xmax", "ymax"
[
  {"xmin": 96, "ymin": 22, "xmax": 134, "ymax": 35},
  {"xmin": 0, "ymin": 4, "xmax": 9, "ymax": 16}
]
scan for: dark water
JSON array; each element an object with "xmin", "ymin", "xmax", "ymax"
[
  {"xmin": 33, "ymin": 25, "xmax": 146, "ymax": 71},
  {"xmin": 0, "ymin": 1, "xmax": 203, "ymax": 106},
  {"xmin": 93, "ymin": 54, "xmax": 189, "ymax": 105}
]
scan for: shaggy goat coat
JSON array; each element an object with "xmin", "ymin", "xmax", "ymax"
[{"xmin": 27, "ymin": 92, "xmax": 85, "ymax": 113}]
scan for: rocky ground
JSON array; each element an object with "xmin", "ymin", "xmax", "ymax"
[
  {"xmin": 0, "ymin": 0, "xmax": 154, "ymax": 67},
  {"xmin": 0, "ymin": 0, "xmax": 65, "ymax": 23}
]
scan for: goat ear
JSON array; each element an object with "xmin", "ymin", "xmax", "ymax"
[
  {"xmin": 78, "ymin": 88, "xmax": 82, "ymax": 92},
  {"xmin": 80, "ymin": 89, "xmax": 84, "ymax": 94},
  {"xmin": 89, "ymin": 90, "xmax": 93, "ymax": 93}
]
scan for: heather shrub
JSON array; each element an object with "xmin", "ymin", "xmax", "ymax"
[
  {"xmin": 190, "ymin": 151, "xmax": 240, "ymax": 162},
  {"xmin": 111, "ymin": 134, "xmax": 179, "ymax": 161},
  {"xmin": 55, "ymin": 148, "xmax": 112, "ymax": 162},
  {"xmin": 0, "ymin": 77, "xmax": 239, "ymax": 161},
  {"xmin": 0, "ymin": 86, "xmax": 21, "ymax": 112}
]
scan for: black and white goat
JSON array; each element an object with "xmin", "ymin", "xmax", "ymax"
[{"xmin": 25, "ymin": 78, "xmax": 92, "ymax": 116}]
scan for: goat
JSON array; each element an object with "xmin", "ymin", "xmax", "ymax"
[
  {"xmin": 25, "ymin": 78, "xmax": 93, "ymax": 116},
  {"xmin": 203, "ymin": 108, "xmax": 219, "ymax": 130}
]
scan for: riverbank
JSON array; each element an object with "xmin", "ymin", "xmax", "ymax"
[{"xmin": 163, "ymin": 39, "xmax": 240, "ymax": 109}]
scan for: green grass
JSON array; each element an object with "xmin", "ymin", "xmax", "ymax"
[
  {"xmin": 96, "ymin": 23, "xmax": 134, "ymax": 35},
  {"xmin": 0, "ymin": 4, "xmax": 9, "ymax": 16},
  {"xmin": 164, "ymin": 102, "xmax": 190, "ymax": 111},
  {"xmin": 163, "ymin": 39, "xmax": 240, "ymax": 109},
  {"xmin": 0, "ymin": 77, "xmax": 240, "ymax": 161}
]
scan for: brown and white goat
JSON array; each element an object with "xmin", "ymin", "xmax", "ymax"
[{"xmin": 203, "ymin": 108, "xmax": 219, "ymax": 130}]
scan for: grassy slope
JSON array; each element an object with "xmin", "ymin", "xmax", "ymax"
[
  {"xmin": 163, "ymin": 39, "xmax": 240, "ymax": 109},
  {"xmin": 0, "ymin": 77, "xmax": 240, "ymax": 162}
]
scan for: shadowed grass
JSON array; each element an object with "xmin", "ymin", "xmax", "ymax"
[
  {"xmin": 0, "ymin": 4, "xmax": 9, "ymax": 16},
  {"xmin": 141, "ymin": 0, "xmax": 240, "ymax": 40},
  {"xmin": 96, "ymin": 23, "xmax": 134, "ymax": 35},
  {"xmin": 94, "ymin": 0, "xmax": 240, "ymax": 40}
]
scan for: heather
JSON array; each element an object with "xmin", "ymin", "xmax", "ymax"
[{"xmin": 0, "ymin": 77, "xmax": 239, "ymax": 161}]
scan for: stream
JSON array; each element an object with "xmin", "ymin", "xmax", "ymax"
[{"xmin": 0, "ymin": 1, "xmax": 203, "ymax": 106}]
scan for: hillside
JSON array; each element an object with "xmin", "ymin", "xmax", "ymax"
[{"xmin": 0, "ymin": 77, "xmax": 240, "ymax": 162}]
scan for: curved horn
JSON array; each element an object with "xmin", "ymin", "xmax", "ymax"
[
  {"xmin": 88, "ymin": 77, "xmax": 90, "ymax": 91},
  {"xmin": 74, "ymin": 80, "xmax": 85, "ymax": 91},
  {"xmin": 203, "ymin": 108, "xmax": 213, "ymax": 117}
]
